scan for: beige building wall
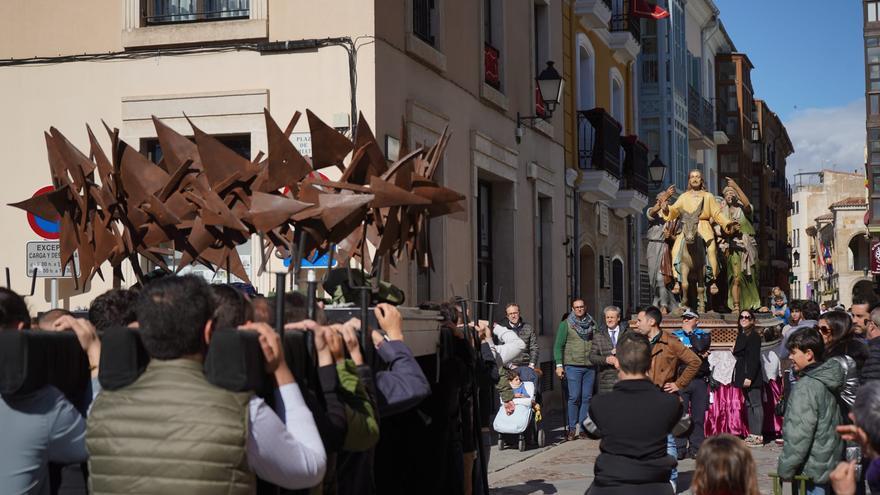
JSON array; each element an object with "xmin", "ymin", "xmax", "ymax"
[
  {"xmin": 373, "ymin": 0, "xmax": 568, "ymax": 361},
  {"xmin": 0, "ymin": 1, "xmax": 371, "ymax": 312},
  {"xmin": 0, "ymin": 0, "xmax": 568, "ymax": 374}
]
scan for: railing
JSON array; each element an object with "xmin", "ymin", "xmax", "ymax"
[
  {"xmin": 610, "ymin": 8, "xmax": 641, "ymax": 44},
  {"xmin": 577, "ymin": 108, "xmax": 622, "ymax": 178},
  {"xmin": 622, "ymin": 136, "xmax": 650, "ymax": 195},
  {"xmin": 145, "ymin": 0, "xmax": 249, "ymax": 25},
  {"xmin": 687, "ymin": 86, "xmax": 714, "ymax": 137},
  {"xmin": 484, "ymin": 43, "xmax": 500, "ymax": 90},
  {"xmin": 413, "ymin": 0, "xmax": 435, "ymax": 45}
]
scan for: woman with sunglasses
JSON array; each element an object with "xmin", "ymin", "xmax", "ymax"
[
  {"xmin": 733, "ymin": 309, "xmax": 764, "ymax": 446},
  {"xmin": 818, "ymin": 310, "xmax": 869, "ymax": 413}
]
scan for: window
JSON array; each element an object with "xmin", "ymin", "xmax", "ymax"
[
  {"xmin": 868, "ymin": 38, "xmax": 880, "ymax": 91},
  {"xmin": 577, "ymin": 34, "xmax": 596, "ymax": 110},
  {"xmin": 719, "ymin": 153, "xmax": 738, "ymax": 175},
  {"xmin": 719, "ymin": 60, "xmax": 736, "ymax": 81},
  {"xmin": 612, "ymin": 258, "xmax": 624, "ymax": 311},
  {"xmin": 477, "ymin": 181, "xmax": 493, "ymax": 319},
  {"xmin": 610, "ymin": 69, "xmax": 625, "ymax": 129},
  {"xmin": 146, "ymin": 0, "xmax": 249, "ymax": 24},
  {"xmin": 533, "ymin": 1, "xmax": 549, "ymax": 76},
  {"xmin": 413, "ymin": 0, "xmax": 437, "ymax": 45},
  {"xmin": 483, "ymin": 0, "xmax": 503, "ymax": 90},
  {"xmin": 141, "ymin": 133, "xmax": 252, "ymax": 283},
  {"xmin": 869, "ymin": 1, "xmax": 880, "ymax": 22}
]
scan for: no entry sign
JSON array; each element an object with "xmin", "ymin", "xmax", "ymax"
[{"xmin": 26, "ymin": 185, "xmax": 60, "ymax": 240}]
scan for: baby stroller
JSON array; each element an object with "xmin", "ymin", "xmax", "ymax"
[{"xmin": 493, "ymin": 380, "xmax": 546, "ymax": 451}]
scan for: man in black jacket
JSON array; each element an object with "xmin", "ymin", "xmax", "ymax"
[
  {"xmin": 586, "ymin": 332, "xmax": 680, "ymax": 495},
  {"xmin": 861, "ymin": 305, "xmax": 880, "ymax": 382}
]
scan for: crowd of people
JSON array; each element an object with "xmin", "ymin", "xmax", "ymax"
[
  {"xmin": 7, "ymin": 272, "xmax": 880, "ymax": 495},
  {"xmin": 558, "ymin": 292, "xmax": 880, "ymax": 495},
  {"xmin": 1, "ymin": 274, "xmax": 552, "ymax": 495}
]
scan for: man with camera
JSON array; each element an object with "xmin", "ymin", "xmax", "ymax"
[
  {"xmin": 86, "ymin": 275, "xmax": 327, "ymax": 493},
  {"xmin": 0, "ymin": 288, "xmax": 102, "ymax": 495}
]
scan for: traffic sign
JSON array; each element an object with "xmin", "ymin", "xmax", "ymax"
[
  {"xmin": 283, "ymin": 249, "xmax": 338, "ymax": 269},
  {"xmin": 26, "ymin": 185, "xmax": 60, "ymax": 240},
  {"xmin": 26, "ymin": 241, "xmax": 80, "ymax": 278}
]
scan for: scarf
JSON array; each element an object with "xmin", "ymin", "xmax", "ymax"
[
  {"xmin": 504, "ymin": 319, "xmax": 524, "ymax": 331},
  {"xmin": 568, "ymin": 312, "xmax": 596, "ymax": 341}
]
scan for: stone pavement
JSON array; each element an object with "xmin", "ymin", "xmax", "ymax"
[{"xmin": 488, "ymin": 426, "xmax": 788, "ymax": 495}]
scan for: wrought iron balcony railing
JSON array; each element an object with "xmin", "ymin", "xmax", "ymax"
[
  {"xmin": 578, "ymin": 108, "xmax": 622, "ymax": 178},
  {"xmin": 609, "ymin": 5, "xmax": 641, "ymax": 45},
  {"xmin": 145, "ymin": 0, "xmax": 249, "ymax": 25}
]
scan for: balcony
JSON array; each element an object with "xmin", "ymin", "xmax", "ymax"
[
  {"xmin": 484, "ymin": 43, "xmax": 501, "ymax": 90},
  {"xmin": 610, "ymin": 136, "xmax": 650, "ymax": 217},
  {"xmin": 687, "ymin": 86, "xmax": 715, "ymax": 149},
  {"xmin": 577, "ymin": 108, "xmax": 621, "ymax": 203},
  {"xmin": 609, "ymin": 2, "xmax": 641, "ymax": 63},
  {"xmin": 574, "ymin": 0, "xmax": 613, "ymax": 30}
]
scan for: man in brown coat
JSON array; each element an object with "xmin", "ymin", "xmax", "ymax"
[{"xmin": 634, "ymin": 305, "xmax": 700, "ymax": 491}]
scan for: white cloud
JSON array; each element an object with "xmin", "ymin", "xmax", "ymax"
[{"xmin": 784, "ymin": 99, "xmax": 866, "ymax": 178}]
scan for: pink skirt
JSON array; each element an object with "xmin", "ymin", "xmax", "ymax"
[
  {"xmin": 704, "ymin": 384, "xmax": 749, "ymax": 437},
  {"xmin": 762, "ymin": 377, "xmax": 784, "ymax": 438}
]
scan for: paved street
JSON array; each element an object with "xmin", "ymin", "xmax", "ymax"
[{"xmin": 488, "ymin": 421, "xmax": 786, "ymax": 495}]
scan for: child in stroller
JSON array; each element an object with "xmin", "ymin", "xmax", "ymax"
[{"xmin": 494, "ymin": 370, "xmax": 545, "ymax": 451}]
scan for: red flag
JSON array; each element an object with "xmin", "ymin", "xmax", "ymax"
[{"xmin": 632, "ymin": 0, "xmax": 670, "ymax": 20}]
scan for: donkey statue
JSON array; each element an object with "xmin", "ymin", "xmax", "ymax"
[{"xmin": 673, "ymin": 198, "xmax": 708, "ymax": 313}]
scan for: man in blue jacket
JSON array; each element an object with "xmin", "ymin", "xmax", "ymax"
[{"xmin": 671, "ymin": 310, "xmax": 711, "ymax": 459}]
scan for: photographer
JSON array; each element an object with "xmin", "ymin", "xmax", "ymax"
[
  {"xmin": 86, "ymin": 275, "xmax": 326, "ymax": 492},
  {"xmin": 0, "ymin": 289, "xmax": 102, "ymax": 495}
]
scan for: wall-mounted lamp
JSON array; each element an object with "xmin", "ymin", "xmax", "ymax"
[{"xmin": 516, "ymin": 61, "xmax": 564, "ymax": 143}]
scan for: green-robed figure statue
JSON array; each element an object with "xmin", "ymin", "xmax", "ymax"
[{"xmin": 715, "ymin": 177, "xmax": 760, "ymax": 312}]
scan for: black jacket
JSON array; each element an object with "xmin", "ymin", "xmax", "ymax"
[
  {"xmin": 733, "ymin": 329, "xmax": 762, "ymax": 389},
  {"xmin": 862, "ymin": 337, "xmax": 880, "ymax": 383},
  {"xmin": 587, "ymin": 379, "xmax": 681, "ymax": 494}
]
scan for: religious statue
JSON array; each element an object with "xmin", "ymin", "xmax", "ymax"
[
  {"xmin": 645, "ymin": 189, "xmax": 677, "ymax": 312},
  {"xmin": 658, "ymin": 169, "xmax": 739, "ymax": 312},
  {"xmin": 716, "ymin": 177, "xmax": 760, "ymax": 313}
]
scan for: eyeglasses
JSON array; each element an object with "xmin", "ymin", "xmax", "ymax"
[
  {"xmin": 682, "ymin": 316, "xmax": 695, "ymax": 321},
  {"xmin": 818, "ymin": 325, "xmax": 832, "ymax": 335},
  {"xmin": 739, "ymin": 315, "xmax": 753, "ymax": 321},
  {"xmin": 506, "ymin": 311, "xmax": 520, "ymax": 316},
  {"xmin": 572, "ymin": 306, "xmax": 585, "ymax": 310}
]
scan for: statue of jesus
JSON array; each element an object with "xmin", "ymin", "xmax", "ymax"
[{"xmin": 659, "ymin": 169, "xmax": 738, "ymax": 297}]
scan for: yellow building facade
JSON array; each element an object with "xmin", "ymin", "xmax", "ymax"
[{"xmin": 561, "ymin": 1, "xmax": 649, "ymax": 317}]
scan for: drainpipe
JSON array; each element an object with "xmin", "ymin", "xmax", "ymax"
[{"xmin": 572, "ymin": 180, "xmax": 581, "ymax": 300}]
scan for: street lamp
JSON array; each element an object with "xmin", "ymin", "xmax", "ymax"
[
  {"xmin": 536, "ymin": 61, "xmax": 564, "ymax": 115},
  {"xmin": 648, "ymin": 154, "xmax": 667, "ymax": 188},
  {"xmin": 516, "ymin": 61, "xmax": 564, "ymax": 142}
]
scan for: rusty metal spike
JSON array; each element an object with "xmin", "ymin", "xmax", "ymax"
[
  {"xmin": 264, "ymin": 109, "xmax": 312, "ymax": 192},
  {"xmin": 306, "ymin": 109, "xmax": 352, "ymax": 171}
]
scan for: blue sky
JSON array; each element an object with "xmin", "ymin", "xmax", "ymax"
[{"xmin": 714, "ymin": 0, "xmax": 866, "ymax": 176}]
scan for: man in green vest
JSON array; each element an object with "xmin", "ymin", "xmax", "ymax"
[
  {"xmin": 86, "ymin": 275, "xmax": 327, "ymax": 494},
  {"xmin": 553, "ymin": 298, "xmax": 597, "ymax": 441}
]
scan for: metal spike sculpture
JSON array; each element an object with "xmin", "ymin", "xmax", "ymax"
[{"xmin": 9, "ymin": 111, "xmax": 464, "ymax": 287}]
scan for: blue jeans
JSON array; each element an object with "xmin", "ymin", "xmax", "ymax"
[
  {"xmin": 564, "ymin": 365, "xmax": 595, "ymax": 431},
  {"xmin": 667, "ymin": 433, "xmax": 678, "ymax": 484},
  {"xmin": 806, "ymin": 482, "xmax": 829, "ymax": 495}
]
